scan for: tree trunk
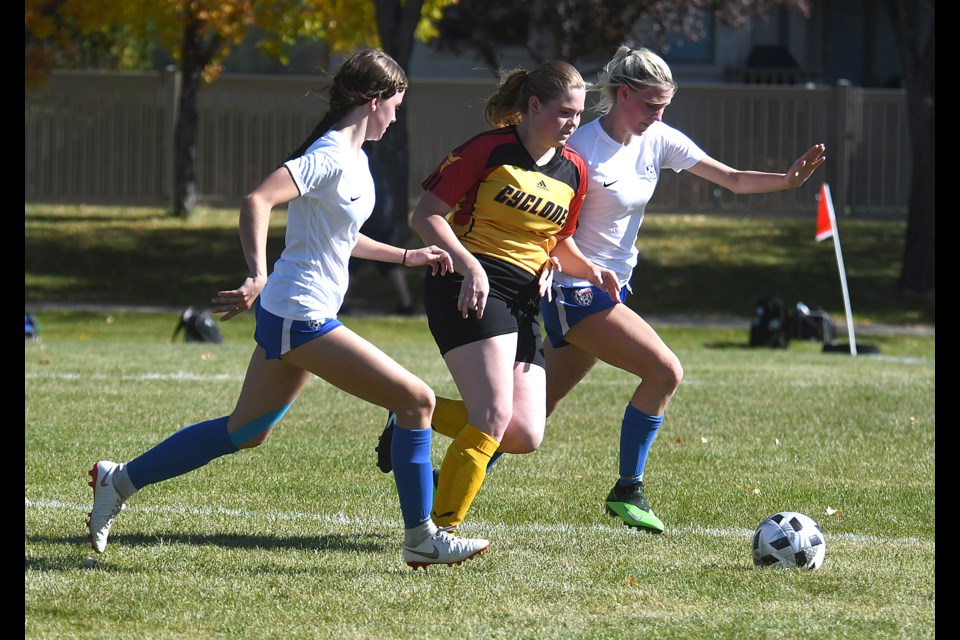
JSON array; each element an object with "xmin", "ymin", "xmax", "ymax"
[
  {"xmin": 173, "ymin": 64, "xmax": 200, "ymax": 219},
  {"xmin": 370, "ymin": 0, "xmax": 426, "ymax": 245},
  {"xmin": 898, "ymin": 72, "xmax": 935, "ymax": 293},
  {"xmin": 889, "ymin": 0, "xmax": 935, "ymax": 294},
  {"xmin": 172, "ymin": 12, "xmax": 218, "ymax": 219}
]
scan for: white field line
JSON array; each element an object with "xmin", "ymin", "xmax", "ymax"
[
  {"xmin": 25, "ymin": 351, "xmax": 933, "ymax": 387},
  {"xmin": 24, "ymin": 497, "xmax": 931, "ymax": 547},
  {"xmin": 25, "ymin": 371, "xmax": 244, "ymax": 382}
]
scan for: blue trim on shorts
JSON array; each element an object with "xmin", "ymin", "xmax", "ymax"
[
  {"xmin": 253, "ymin": 298, "xmax": 342, "ymax": 360},
  {"xmin": 541, "ymin": 284, "xmax": 629, "ymax": 347}
]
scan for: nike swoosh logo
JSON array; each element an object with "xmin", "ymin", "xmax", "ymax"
[
  {"xmin": 350, "ymin": 195, "xmax": 362, "ymax": 201},
  {"xmin": 602, "ymin": 180, "xmax": 618, "ymax": 187},
  {"xmin": 100, "ymin": 469, "xmax": 112, "ymax": 488},
  {"xmin": 432, "ymin": 510, "xmax": 455, "ymax": 519},
  {"xmin": 624, "ymin": 505, "xmax": 646, "ymax": 518},
  {"xmin": 406, "ymin": 544, "xmax": 440, "ymax": 559}
]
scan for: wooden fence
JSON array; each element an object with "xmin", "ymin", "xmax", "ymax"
[{"xmin": 24, "ymin": 70, "xmax": 909, "ymax": 218}]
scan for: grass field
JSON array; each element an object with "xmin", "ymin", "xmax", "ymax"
[
  {"xmin": 25, "ymin": 204, "xmax": 934, "ymax": 638},
  {"xmin": 26, "ymin": 312, "xmax": 934, "ymax": 639}
]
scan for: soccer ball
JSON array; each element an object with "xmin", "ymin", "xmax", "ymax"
[{"xmin": 751, "ymin": 511, "xmax": 826, "ymax": 569}]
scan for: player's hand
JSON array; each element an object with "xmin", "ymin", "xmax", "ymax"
[
  {"xmin": 786, "ymin": 143, "xmax": 826, "ymax": 188},
  {"xmin": 538, "ymin": 257, "xmax": 561, "ymax": 302},
  {"xmin": 458, "ymin": 265, "xmax": 489, "ymax": 319},
  {"xmin": 405, "ymin": 245, "xmax": 454, "ymax": 276},
  {"xmin": 212, "ymin": 275, "xmax": 265, "ymax": 321},
  {"xmin": 588, "ymin": 267, "xmax": 621, "ymax": 303}
]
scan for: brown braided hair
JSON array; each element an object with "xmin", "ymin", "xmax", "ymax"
[{"xmin": 286, "ymin": 49, "xmax": 408, "ymax": 161}]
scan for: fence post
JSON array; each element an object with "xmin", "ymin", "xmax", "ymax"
[{"xmin": 161, "ymin": 65, "xmax": 180, "ymax": 211}]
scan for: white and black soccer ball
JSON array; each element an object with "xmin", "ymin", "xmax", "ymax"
[{"xmin": 752, "ymin": 511, "xmax": 826, "ymax": 569}]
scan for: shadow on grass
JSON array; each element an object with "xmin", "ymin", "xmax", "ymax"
[
  {"xmin": 26, "ymin": 529, "xmax": 394, "ymax": 562},
  {"xmin": 703, "ymin": 341, "xmax": 757, "ymax": 349}
]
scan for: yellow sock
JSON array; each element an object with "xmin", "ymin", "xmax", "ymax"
[
  {"xmin": 432, "ymin": 424, "xmax": 499, "ymax": 528},
  {"xmin": 432, "ymin": 396, "xmax": 468, "ymax": 439}
]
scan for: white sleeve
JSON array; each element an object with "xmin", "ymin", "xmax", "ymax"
[
  {"xmin": 284, "ymin": 148, "xmax": 340, "ymax": 197},
  {"xmin": 660, "ymin": 125, "xmax": 707, "ymax": 173}
]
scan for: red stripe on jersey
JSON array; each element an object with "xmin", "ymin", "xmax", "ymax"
[{"xmin": 421, "ymin": 126, "xmax": 587, "ymax": 275}]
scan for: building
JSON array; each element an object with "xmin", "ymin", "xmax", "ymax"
[{"xmin": 223, "ymin": 0, "xmax": 903, "ymax": 89}]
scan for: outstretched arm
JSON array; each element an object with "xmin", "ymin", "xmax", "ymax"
[
  {"xmin": 688, "ymin": 143, "xmax": 826, "ymax": 194},
  {"xmin": 352, "ymin": 233, "xmax": 453, "ymax": 276}
]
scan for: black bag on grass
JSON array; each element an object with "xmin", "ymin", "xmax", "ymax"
[
  {"xmin": 790, "ymin": 301, "xmax": 836, "ymax": 344},
  {"xmin": 172, "ymin": 306, "xmax": 223, "ymax": 343},
  {"xmin": 749, "ymin": 297, "xmax": 789, "ymax": 348}
]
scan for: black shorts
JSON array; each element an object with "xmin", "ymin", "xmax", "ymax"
[{"xmin": 423, "ymin": 254, "xmax": 544, "ymax": 367}]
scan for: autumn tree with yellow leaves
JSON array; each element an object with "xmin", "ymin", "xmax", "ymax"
[{"xmin": 25, "ymin": 0, "xmax": 452, "ymax": 217}]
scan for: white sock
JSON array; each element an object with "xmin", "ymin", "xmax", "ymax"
[
  {"xmin": 403, "ymin": 520, "xmax": 437, "ymax": 547},
  {"xmin": 112, "ymin": 463, "xmax": 138, "ymax": 500}
]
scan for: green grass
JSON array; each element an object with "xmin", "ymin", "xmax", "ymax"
[
  {"xmin": 25, "ymin": 203, "xmax": 934, "ymax": 326},
  {"xmin": 26, "ymin": 312, "xmax": 934, "ymax": 639},
  {"xmin": 25, "ymin": 204, "xmax": 934, "ymax": 638}
]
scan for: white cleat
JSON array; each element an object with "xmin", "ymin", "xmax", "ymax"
[
  {"xmin": 86, "ymin": 460, "xmax": 127, "ymax": 553},
  {"xmin": 402, "ymin": 525, "xmax": 489, "ymax": 570}
]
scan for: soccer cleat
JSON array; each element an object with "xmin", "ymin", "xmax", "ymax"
[
  {"xmin": 375, "ymin": 411, "xmax": 396, "ymax": 473},
  {"xmin": 87, "ymin": 460, "xmax": 127, "ymax": 553},
  {"xmin": 605, "ymin": 481, "xmax": 665, "ymax": 534},
  {"xmin": 402, "ymin": 525, "xmax": 489, "ymax": 570}
]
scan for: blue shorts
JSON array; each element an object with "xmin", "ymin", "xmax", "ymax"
[
  {"xmin": 253, "ymin": 299, "xmax": 342, "ymax": 360},
  {"xmin": 541, "ymin": 283, "xmax": 629, "ymax": 348}
]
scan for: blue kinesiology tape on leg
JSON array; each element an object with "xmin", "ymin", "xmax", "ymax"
[{"xmin": 228, "ymin": 403, "xmax": 292, "ymax": 447}]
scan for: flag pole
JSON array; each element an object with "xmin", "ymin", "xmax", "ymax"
[{"xmin": 819, "ymin": 183, "xmax": 858, "ymax": 355}]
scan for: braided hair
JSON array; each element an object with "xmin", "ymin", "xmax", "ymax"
[{"xmin": 286, "ymin": 49, "xmax": 408, "ymax": 161}]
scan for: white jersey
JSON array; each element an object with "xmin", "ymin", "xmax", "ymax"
[
  {"xmin": 555, "ymin": 119, "xmax": 706, "ymax": 287},
  {"xmin": 258, "ymin": 129, "xmax": 375, "ymax": 321}
]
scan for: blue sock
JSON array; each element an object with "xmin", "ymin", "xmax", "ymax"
[
  {"xmin": 486, "ymin": 450, "xmax": 504, "ymax": 471},
  {"xmin": 392, "ymin": 426, "xmax": 433, "ymax": 529},
  {"xmin": 617, "ymin": 405, "xmax": 663, "ymax": 486},
  {"xmin": 126, "ymin": 416, "xmax": 238, "ymax": 490}
]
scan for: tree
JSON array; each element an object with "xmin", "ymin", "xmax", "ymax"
[
  {"xmin": 367, "ymin": 0, "xmax": 427, "ymax": 248},
  {"xmin": 25, "ymin": 0, "xmax": 454, "ymax": 219},
  {"xmin": 885, "ymin": 0, "xmax": 934, "ymax": 294},
  {"xmin": 430, "ymin": 0, "xmax": 812, "ymax": 73},
  {"xmin": 25, "ymin": 0, "xmax": 159, "ymax": 89},
  {"xmin": 26, "ymin": 0, "xmax": 302, "ymax": 217}
]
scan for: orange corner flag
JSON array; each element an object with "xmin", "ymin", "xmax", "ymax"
[{"xmin": 816, "ymin": 183, "xmax": 835, "ymax": 242}]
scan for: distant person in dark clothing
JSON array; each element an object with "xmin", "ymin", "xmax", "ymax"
[{"xmin": 343, "ymin": 143, "xmax": 416, "ymax": 315}]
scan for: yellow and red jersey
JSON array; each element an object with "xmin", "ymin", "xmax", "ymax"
[{"xmin": 421, "ymin": 125, "xmax": 587, "ymax": 276}]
